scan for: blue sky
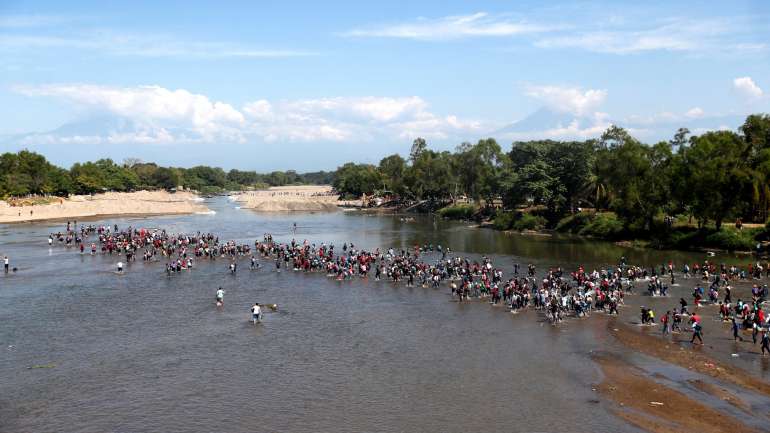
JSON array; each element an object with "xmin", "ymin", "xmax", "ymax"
[{"xmin": 1, "ymin": 0, "xmax": 769, "ymax": 171}]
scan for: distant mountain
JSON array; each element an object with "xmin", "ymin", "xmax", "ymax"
[
  {"xmin": 44, "ymin": 114, "xmax": 139, "ymax": 137},
  {"xmin": 494, "ymin": 107, "xmax": 581, "ymax": 135},
  {"xmin": 5, "ymin": 114, "xmax": 143, "ymax": 146},
  {"xmin": 492, "ymin": 106, "xmax": 748, "ymax": 142}
]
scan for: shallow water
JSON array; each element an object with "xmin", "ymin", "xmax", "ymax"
[{"xmin": 0, "ymin": 198, "xmax": 759, "ymax": 433}]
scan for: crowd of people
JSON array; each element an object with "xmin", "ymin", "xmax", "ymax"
[{"xmin": 42, "ymin": 221, "xmax": 770, "ymax": 354}]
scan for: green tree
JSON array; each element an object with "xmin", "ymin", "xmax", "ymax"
[
  {"xmin": 333, "ymin": 163, "xmax": 382, "ymax": 197},
  {"xmin": 379, "ymin": 154, "xmax": 407, "ymax": 195},
  {"xmin": 404, "ymin": 150, "xmax": 455, "ymax": 201},
  {"xmin": 409, "ymin": 137, "xmax": 427, "ymax": 162},
  {"xmin": 594, "ymin": 128, "xmax": 671, "ymax": 229},
  {"xmin": 502, "ymin": 140, "xmax": 593, "ymax": 219},
  {"xmin": 454, "ymin": 138, "xmax": 506, "ymax": 203},
  {"xmin": 740, "ymin": 114, "xmax": 770, "ymax": 221},
  {"xmin": 677, "ymin": 130, "xmax": 751, "ymax": 230},
  {"xmin": 132, "ymin": 163, "xmax": 160, "ymax": 188},
  {"xmin": 153, "ymin": 167, "xmax": 182, "ymax": 190}
]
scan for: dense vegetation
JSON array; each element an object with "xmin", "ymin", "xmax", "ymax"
[
  {"xmin": 329, "ymin": 114, "xmax": 770, "ymax": 250},
  {"xmin": 0, "ymin": 153, "xmax": 334, "ymax": 197},
  {"xmin": 3, "ymin": 113, "xmax": 770, "ymax": 250}
]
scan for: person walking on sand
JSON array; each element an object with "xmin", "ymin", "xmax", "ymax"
[
  {"xmin": 661, "ymin": 311, "xmax": 670, "ymax": 335},
  {"xmin": 3, "ymin": 255, "xmax": 8, "ymax": 273},
  {"xmin": 691, "ymin": 321, "xmax": 704, "ymax": 345}
]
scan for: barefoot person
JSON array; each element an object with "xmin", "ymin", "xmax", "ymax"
[
  {"xmin": 216, "ymin": 287, "xmax": 225, "ymax": 306},
  {"xmin": 251, "ymin": 303, "xmax": 262, "ymax": 324},
  {"xmin": 732, "ymin": 317, "xmax": 744, "ymax": 342}
]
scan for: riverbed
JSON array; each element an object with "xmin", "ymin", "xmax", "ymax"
[{"xmin": 1, "ymin": 197, "xmax": 769, "ymax": 433}]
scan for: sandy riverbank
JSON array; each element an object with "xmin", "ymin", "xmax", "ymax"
[
  {"xmin": 234, "ymin": 185, "xmax": 343, "ymax": 212},
  {"xmin": 590, "ymin": 276, "xmax": 770, "ymax": 432},
  {"xmin": 0, "ymin": 191, "xmax": 209, "ymax": 223}
]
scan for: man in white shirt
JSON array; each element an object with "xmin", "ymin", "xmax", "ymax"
[
  {"xmin": 216, "ymin": 287, "xmax": 225, "ymax": 305},
  {"xmin": 251, "ymin": 303, "xmax": 262, "ymax": 324},
  {"xmin": 4, "ymin": 256, "xmax": 9, "ymax": 273},
  {"xmin": 117, "ymin": 261, "xmax": 123, "ymax": 273}
]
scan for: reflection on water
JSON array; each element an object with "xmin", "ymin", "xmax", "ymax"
[{"xmin": 0, "ymin": 197, "xmax": 742, "ymax": 433}]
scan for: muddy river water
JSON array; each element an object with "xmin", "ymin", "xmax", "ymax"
[{"xmin": 2, "ymin": 197, "xmax": 769, "ymax": 432}]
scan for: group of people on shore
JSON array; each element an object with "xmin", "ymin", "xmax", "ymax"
[{"xmin": 45, "ymin": 222, "xmax": 770, "ymax": 351}]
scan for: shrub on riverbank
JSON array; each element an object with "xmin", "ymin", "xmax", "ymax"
[
  {"xmin": 493, "ymin": 211, "xmax": 547, "ymax": 231},
  {"xmin": 437, "ymin": 204, "xmax": 477, "ymax": 220},
  {"xmin": 555, "ymin": 211, "xmax": 765, "ymax": 251},
  {"xmin": 554, "ymin": 212, "xmax": 596, "ymax": 233},
  {"xmin": 663, "ymin": 227, "xmax": 761, "ymax": 251},
  {"xmin": 555, "ymin": 212, "xmax": 625, "ymax": 239},
  {"xmin": 579, "ymin": 213, "xmax": 626, "ymax": 239}
]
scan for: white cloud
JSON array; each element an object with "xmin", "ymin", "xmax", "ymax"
[
  {"xmin": 535, "ymin": 30, "xmax": 694, "ymax": 54},
  {"xmin": 525, "ymin": 85, "xmax": 607, "ymax": 116},
  {"xmin": 534, "ymin": 17, "xmax": 759, "ymax": 55},
  {"xmin": 243, "ymin": 100, "xmax": 273, "ymax": 119},
  {"xmin": 342, "ymin": 12, "xmax": 550, "ymax": 40},
  {"xmin": 500, "ymin": 118, "xmax": 611, "ymax": 141},
  {"xmin": 342, "ymin": 13, "xmax": 762, "ymax": 55},
  {"xmin": 733, "ymin": 76, "xmax": 764, "ymax": 99},
  {"xmin": 279, "ymin": 96, "xmax": 428, "ymax": 122},
  {"xmin": 243, "ymin": 96, "xmax": 478, "ymax": 142},
  {"xmin": 18, "ymin": 84, "xmax": 245, "ymax": 141},
  {"xmin": 0, "ymin": 33, "xmax": 316, "ymax": 58},
  {"xmin": 0, "ymin": 15, "xmax": 76, "ymax": 28},
  {"xmin": 625, "ymin": 107, "xmax": 718, "ymax": 126},
  {"xmin": 542, "ymin": 119, "xmax": 610, "ymax": 138},
  {"xmin": 685, "ymin": 107, "xmax": 705, "ymax": 118},
  {"xmin": 15, "ymin": 84, "xmax": 480, "ymax": 145}
]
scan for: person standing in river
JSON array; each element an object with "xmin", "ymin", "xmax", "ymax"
[
  {"xmin": 3, "ymin": 255, "xmax": 8, "ymax": 273},
  {"xmin": 216, "ymin": 287, "xmax": 225, "ymax": 306},
  {"xmin": 732, "ymin": 317, "xmax": 743, "ymax": 342},
  {"xmin": 251, "ymin": 303, "xmax": 262, "ymax": 324}
]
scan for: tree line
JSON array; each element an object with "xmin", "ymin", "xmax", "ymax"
[
  {"xmin": 0, "ymin": 153, "xmax": 334, "ymax": 197},
  {"xmin": 332, "ymin": 113, "xmax": 770, "ymax": 229},
  {"xmin": 3, "ymin": 113, "xmax": 769, "ymax": 231}
]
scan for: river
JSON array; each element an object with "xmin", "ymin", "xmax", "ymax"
[{"xmin": 0, "ymin": 197, "xmax": 763, "ymax": 433}]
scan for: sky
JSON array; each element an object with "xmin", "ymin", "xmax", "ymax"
[{"xmin": 1, "ymin": 0, "xmax": 769, "ymax": 171}]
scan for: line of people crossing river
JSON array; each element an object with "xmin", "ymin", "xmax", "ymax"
[{"xmin": 45, "ymin": 221, "xmax": 770, "ymax": 354}]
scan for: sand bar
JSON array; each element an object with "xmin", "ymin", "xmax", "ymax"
[
  {"xmin": 234, "ymin": 185, "xmax": 342, "ymax": 212},
  {"xmin": 0, "ymin": 190, "xmax": 210, "ymax": 223}
]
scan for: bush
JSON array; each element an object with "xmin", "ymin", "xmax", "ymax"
[
  {"xmin": 493, "ymin": 211, "xmax": 546, "ymax": 231},
  {"xmin": 702, "ymin": 228, "xmax": 759, "ymax": 251},
  {"xmin": 493, "ymin": 211, "xmax": 516, "ymax": 230},
  {"xmin": 578, "ymin": 213, "xmax": 625, "ymax": 239},
  {"xmin": 438, "ymin": 204, "xmax": 477, "ymax": 220},
  {"xmin": 512, "ymin": 213, "xmax": 547, "ymax": 231},
  {"xmin": 555, "ymin": 212, "xmax": 595, "ymax": 233},
  {"xmin": 663, "ymin": 227, "xmax": 760, "ymax": 251}
]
